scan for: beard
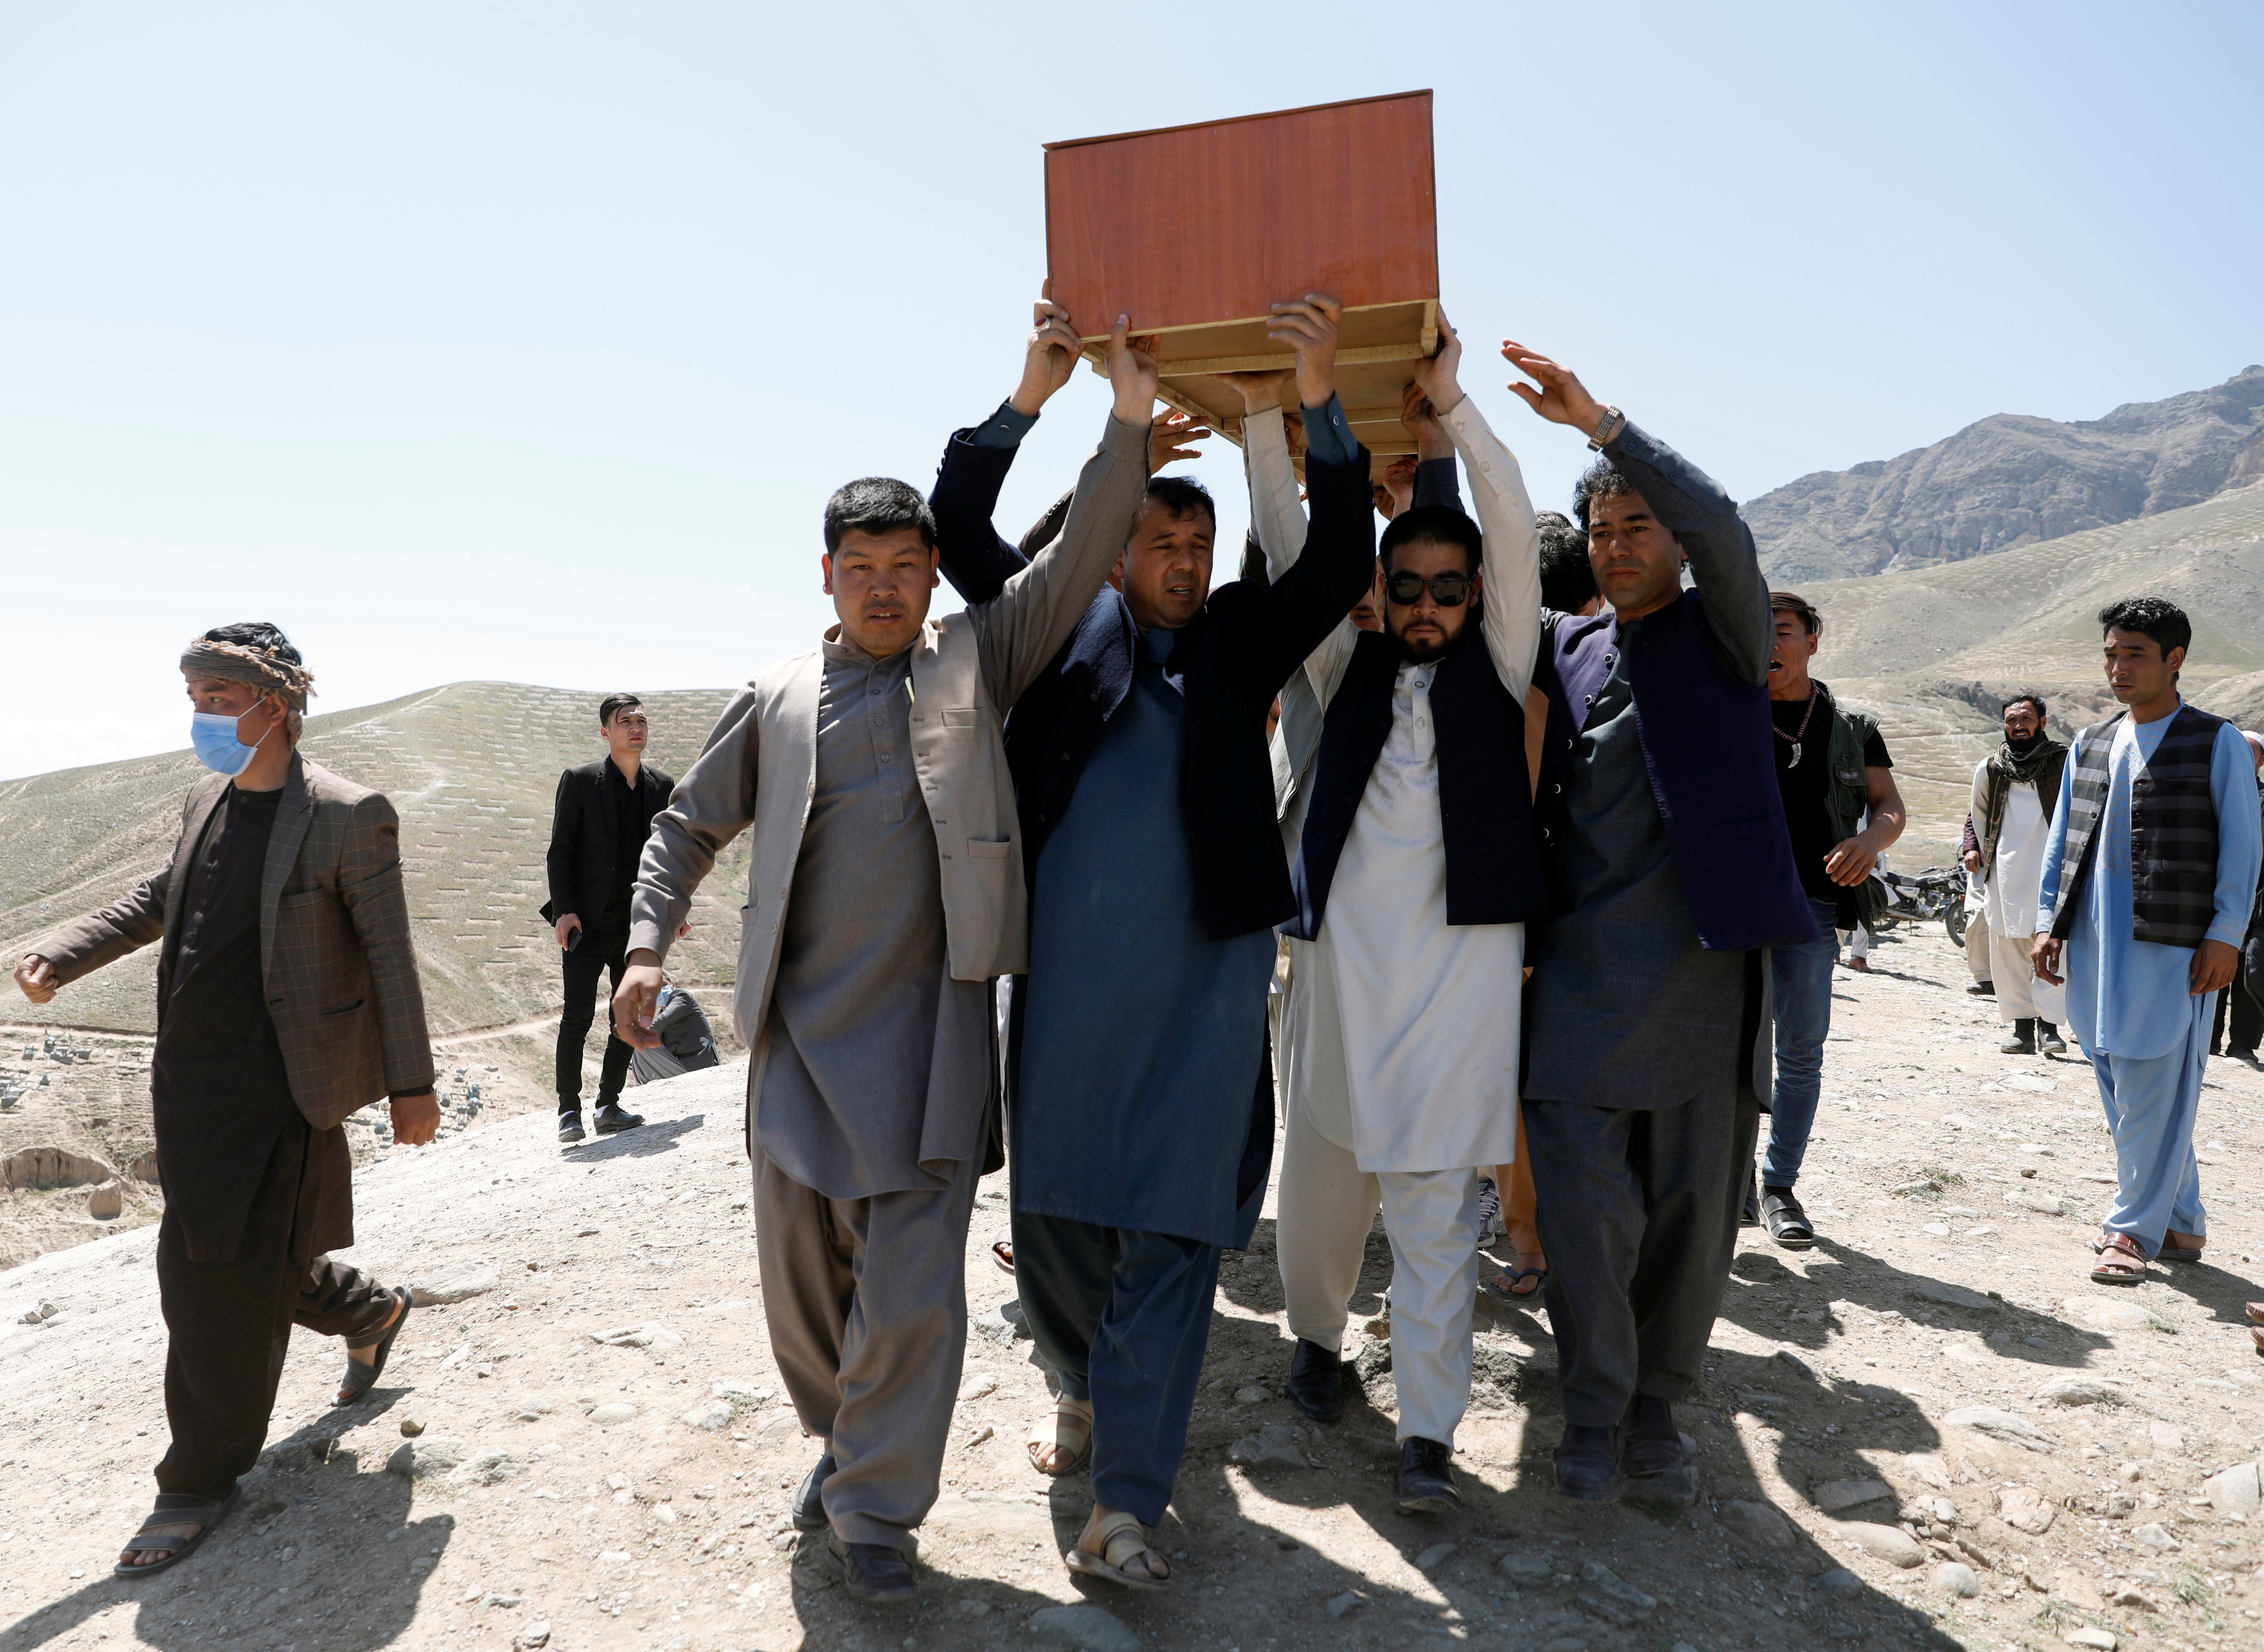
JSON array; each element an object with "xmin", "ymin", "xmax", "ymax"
[{"xmin": 1392, "ymin": 618, "xmax": 1465, "ymax": 664}]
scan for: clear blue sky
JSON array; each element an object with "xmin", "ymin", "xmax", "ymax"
[{"xmin": 3, "ymin": 0, "xmax": 2258, "ymax": 778}]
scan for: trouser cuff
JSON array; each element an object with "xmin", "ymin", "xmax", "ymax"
[{"xmin": 829, "ymin": 1511, "xmax": 913, "ymax": 1551}]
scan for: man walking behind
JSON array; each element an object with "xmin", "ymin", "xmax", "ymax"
[
  {"xmin": 611, "ymin": 304, "xmax": 1153, "ymax": 1602},
  {"xmin": 544, "ymin": 693, "xmax": 674, "ymax": 1142},
  {"xmin": 2036, "ymin": 598, "xmax": 2261, "ymax": 1284},
  {"xmin": 1967, "ymin": 694, "xmax": 2069, "ymax": 1055},
  {"xmin": 1507, "ymin": 343, "xmax": 1818, "ymax": 1511},
  {"xmin": 1756, "ymin": 591, "xmax": 1905, "ymax": 1246},
  {"xmin": 13, "ymin": 623, "xmax": 439, "ymax": 1575}
]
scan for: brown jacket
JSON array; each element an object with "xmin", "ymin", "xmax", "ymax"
[{"xmin": 32, "ymin": 753, "xmax": 434, "ymax": 1128}]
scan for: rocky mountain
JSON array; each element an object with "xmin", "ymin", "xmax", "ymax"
[{"xmin": 1751, "ymin": 365, "xmax": 2264, "ymax": 581}]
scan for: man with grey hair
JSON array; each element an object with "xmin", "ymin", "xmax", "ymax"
[{"xmin": 13, "ymin": 621, "xmax": 440, "ymax": 1577}]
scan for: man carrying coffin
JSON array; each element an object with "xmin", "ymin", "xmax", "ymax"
[
  {"xmin": 1507, "ymin": 343, "xmax": 1818, "ymax": 1511},
  {"xmin": 928, "ymin": 294, "xmax": 1374, "ymax": 1590},
  {"xmin": 610, "ymin": 306, "xmax": 1154, "ymax": 1603},
  {"xmin": 1248, "ymin": 317, "xmax": 1546, "ymax": 1515}
]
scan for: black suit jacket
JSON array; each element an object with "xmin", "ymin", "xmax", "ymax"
[
  {"xmin": 542, "ymin": 758, "xmax": 676, "ymax": 929},
  {"xmin": 929, "ymin": 425, "xmax": 1375, "ymax": 941}
]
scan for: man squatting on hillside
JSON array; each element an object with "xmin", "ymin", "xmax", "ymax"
[
  {"xmin": 543, "ymin": 691, "xmax": 674, "ymax": 1141},
  {"xmin": 1256, "ymin": 312, "xmax": 1547, "ymax": 1513},
  {"xmin": 12, "ymin": 624, "xmax": 440, "ymax": 1577},
  {"xmin": 1966, "ymin": 691, "xmax": 2069, "ymax": 1055},
  {"xmin": 609, "ymin": 302, "xmax": 1155, "ymax": 1603},
  {"xmin": 925, "ymin": 290, "xmax": 1373, "ymax": 1590},
  {"xmin": 2036, "ymin": 598, "xmax": 2262, "ymax": 1286}
]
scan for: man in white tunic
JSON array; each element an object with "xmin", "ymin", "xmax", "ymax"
[
  {"xmin": 1966, "ymin": 693, "xmax": 2069, "ymax": 1054},
  {"xmin": 1257, "ymin": 318, "xmax": 1544, "ymax": 1514}
]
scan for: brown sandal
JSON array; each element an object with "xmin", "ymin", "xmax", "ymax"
[
  {"xmin": 1066, "ymin": 1508, "xmax": 1170, "ymax": 1592},
  {"xmin": 1025, "ymin": 1397, "xmax": 1092, "ymax": 1477},
  {"xmin": 2090, "ymin": 1233, "xmax": 2148, "ymax": 1285}
]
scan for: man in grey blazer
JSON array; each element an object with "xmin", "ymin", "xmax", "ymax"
[
  {"xmin": 611, "ymin": 304, "xmax": 1158, "ymax": 1603},
  {"xmin": 14, "ymin": 623, "xmax": 440, "ymax": 1577}
]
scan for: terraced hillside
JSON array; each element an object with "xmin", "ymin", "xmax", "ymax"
[
  {"xmin": 1795, "ymin": 480, "xmax": 2264, "ymax": 862},
  {"xmin": 0, "ymin": 682, "xmax": 757, "ymax": 1263}
]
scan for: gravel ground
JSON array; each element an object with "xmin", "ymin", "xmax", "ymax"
[{"xmin": 0, "ymin": 922, "xmax": 2258, "ymax": 1652}]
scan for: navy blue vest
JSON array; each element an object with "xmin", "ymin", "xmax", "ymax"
[
  {"xmin": 1534, "ymin": 593, "xmax": 1818, "ymax": 952},
  {"xmin": 1284, "ymin": 625, "xmax": 1548, "ymax": 941}
]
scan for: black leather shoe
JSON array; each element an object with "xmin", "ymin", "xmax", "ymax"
[
  {"xmin": 1620, "ymin": 1398, "xmax": 1698, "ymax": 1511},
  {"xmin": 593, "ymin": 1103, "xmax": 645, "ymax": 1134},
  {"xmin": 823, "ymin": 1534, "xmax": 917, "ymax": 1603},
  {"xmin": 1287, "ymin": 1339, "xmax": 1344, "ymax": 1423},
  {"xmin": 2038, "ymin": 1020, "xmax": 2068, "ymax": 1055},
  {"xmin": 791, "ymin": 1452, "xmax": 835, "ymax": 1532},
  {"xmin": 557, "ymin": 1112, "xmax": 585, "ymax": 1144},
  {"xmin": 2000, "ymin": 1017, "xmax": 2036, "ymax": 1055},
  {"xmin": 1553, "ymin": 1424, "xmax": 1624, "ymax": 1501},
  {"xmin": 1394, "ymin": 1436, "xmax": 1461, "ymax": 1514}
]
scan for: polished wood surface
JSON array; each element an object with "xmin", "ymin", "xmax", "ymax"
[{"xmin": 1046, "ymin": 92, "xmax": 1440, "ymax": 477}]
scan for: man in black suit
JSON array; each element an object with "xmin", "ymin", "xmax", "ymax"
[{"xmin": 545, "ymin": 692, "xmax": 675, "ymax": 1143}]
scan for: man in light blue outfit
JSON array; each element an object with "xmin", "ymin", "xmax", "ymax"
[{"xmin": 2035, "ymin": 596, "xmax": 2262, "ymax": 1282}]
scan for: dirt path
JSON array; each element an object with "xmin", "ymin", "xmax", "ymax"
[{"xmin": 0, "ymin": 922, "xmax": 2257, "ymax": 1652}]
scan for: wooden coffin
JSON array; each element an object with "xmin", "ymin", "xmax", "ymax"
[{"xmin": 1044, "ymin": 91, "xmax": 1438, "ymax": 474}]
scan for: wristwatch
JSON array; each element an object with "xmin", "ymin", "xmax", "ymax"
[{"xmin": 1587, "ymin": 405, "xmax": 1626, "ymax": 451}]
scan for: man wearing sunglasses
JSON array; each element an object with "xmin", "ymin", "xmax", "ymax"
[
  {"xmin": 1505, "ymin": 342, "xmax": 1817, "ymax": 1512},
  {"xmin": 1263, "ymin": 314, "xmax": 1546, "ymax": 1515}
]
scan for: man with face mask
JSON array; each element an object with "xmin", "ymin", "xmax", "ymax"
[
  {"xmin": 927, "ymin": 293, "xmax": 1376, "ymax": 1592},
  {"xmin": 12, "ymin": 622, "xmax": 439, "ymax": 1577},
  {"xmin": 610, "ymin": 304, "xmax": 1154, "ymax": 1604},
  {"xmin": 1967, "ymin": 694, "xmax": 2069, "ymax": 1054},
  {"xmin": 1256, "ymin": 315, "xmax": 1544, "ymax": 1514}
]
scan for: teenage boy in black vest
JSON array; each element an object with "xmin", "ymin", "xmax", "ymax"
[
  {"xmin": 1503, "ymin": 340, "xmax": 1817, "ymax": 1511},
  {"xmin": 2034, "ymin": 598, "xmax": 2260, "ymax": 1284},
  {"xmin": 1754, "ymin": 591, "xmax": 1904, "ymax": 1248},
  {"xmin": 544, "ymin": 693, "xmax": 675, "ymax": 1143}
]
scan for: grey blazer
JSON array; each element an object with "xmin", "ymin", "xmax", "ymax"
[
  {"xmin": 30, "ymin": 753, "xmax": 436, "ymax": 1128},
  {"xmin": 627, "ymin": 411, "xmax": 1150, "ymax": 1046}
]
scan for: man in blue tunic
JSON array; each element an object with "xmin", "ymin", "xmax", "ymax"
[
  {"xmin": 2035, "ymin": 597, "xmax": 2261, "ymax": 1284},
  {"xmin": 929, "ymin": 294, "xmax": 1375, "ymax": 1591}
]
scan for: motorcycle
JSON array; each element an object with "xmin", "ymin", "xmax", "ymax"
[{"xmin": 1864, "ymin": 864, "xmax": 1971, "ymax": 948}]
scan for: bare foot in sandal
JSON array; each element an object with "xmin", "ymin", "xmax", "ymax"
[
  {"xmin": 2092, "ymin": 1232, "xmax": 2148, "ymax": 1284},
  {"xmin": 1068, "ymin": 1505, "xmax": 1170, "ymax": 1590},
  {"xmin": 1026, "ymin": 1396, "xmax": 1092, "ymax": 1476},
  {"xmin": 1482, "ymin": 1249, "xmax": 1550, "ymax": 1301}
]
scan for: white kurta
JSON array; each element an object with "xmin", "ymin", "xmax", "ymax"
[
  {"xmin": 1972, "ymin": 759, "xmax": 2052, "ymax": 938},
  {"xmin": 1248, "ymin": 394, "xmax": 1541, "ymax": 1175},
  {"xmin": 1309, "ymin": 662, "xmax": 1526, "ymax": 1170}
]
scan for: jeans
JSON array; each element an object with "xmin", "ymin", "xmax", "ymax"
[{"xmin": 1762, "ymin": 897, "xmax": 1840, "ymax": 1189}]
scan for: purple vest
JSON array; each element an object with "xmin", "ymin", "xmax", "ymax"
[{"xmin": 1535, "ymin": 592, "xmax": 1818, "ymax": 952}]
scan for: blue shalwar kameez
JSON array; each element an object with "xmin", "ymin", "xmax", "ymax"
[
  {"xmin": 2038, "ymin": 708, "xmax": 2262, "ymax": 1256},
  {"xmin": 1010, "ymin": 626, "xmax": 1276, "ymax": 1524}
]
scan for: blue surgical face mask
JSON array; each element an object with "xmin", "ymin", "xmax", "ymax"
[{"xmin": 190, "ymin": 696, "xmax": 274, "ymax": 777}]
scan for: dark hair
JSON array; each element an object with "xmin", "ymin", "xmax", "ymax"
[
  {"xmin": 823, "ymin": 477, "xmax": 936, "ymax": 555},
  {"xmin": 2097, "ymin": 596, "xmax": 2191, "ymax": 658},
  {"xmin": 598, "ymin": 693, "xmax": 643, "ymax": 729},
  {"xmin": 201, "ymin": 621, "xmax": 303, "ymax": 667},
  {"xmin": 1142, "ymin": 475, "xmax": 1216, "ymax": 529},
  {"xmin": 1534, "ymin": 512, "xmax": 1596, "ymax": 612},
  {"xmin": 2002, "ymin": 692, "xmax": 2048, "ymax": 721},
  {"xmin": 1770, "ymin": 591, "xmax": 1822, "ymax": 636},
  {"xmin": 1571, "ymin": 459, "xmax": 1640, "ymax": 530},
  {"xmin": 1379, "ymin": 505, "xmax": 1482, "ymax": 576}
]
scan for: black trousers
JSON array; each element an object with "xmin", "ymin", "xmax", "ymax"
[
  {"xmin": 2210, "ymin": 955, "xmax": 2263, "ymax": 1054},
  {"xmin": 556, "ymin": 925, "xmax": 633, "ymax": 1108},
  {"xmin": 1523, "ymin": 1088, "xmax": 1760, "ymax": 1428},
  {"xmin": 155, "ymin": 1114, "xmax": 394, "ymax": 1500}
]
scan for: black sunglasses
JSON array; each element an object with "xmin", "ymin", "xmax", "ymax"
[{"xmin": 1385, "ymin": 571, "xmax": 1472, "ymax": 608}]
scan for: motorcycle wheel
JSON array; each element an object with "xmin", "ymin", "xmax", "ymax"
[{"xmin": 1944, "ymin": 906, "xmax": 1968, "ymax": 949}]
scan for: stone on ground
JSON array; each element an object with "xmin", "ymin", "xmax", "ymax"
[
  {"xmin": 1944, "ymin": 1405, "xmax": 2052, "ymax": 1451},
  {"xmin": 1813, "ymin": 1567, "xmax": 1864, "ymax": 1596},
  {"xmin": 2203, "ymin": 1460, "xmax": 2261, "ymax": 1515},
  {"xmin": 1997, "ymin": 1483, "xmax": 2057, "ymax": 1534},
  {"xmin": 1718, "ymin": 1499, "xmax": 1796, "ymax": 1550},
  {"xmin": 2033, "ymin": 1374, "xmax": 2129, "ymax": 1406},
  {"xmin": 1028, "ymin": 1602, "xmax": 1141, "ymax": 1652},
  {"xmin": 387, "ymin": 1436, "xmax": 468, "ymax": 1478},
  {"xmin": 1225, "ymin": 1423, "xmax": 1311, "ymax": 1472},
  {"xmin": 1832, "ymin": 1521, "xmax": 1924, "ymax": 1567},
  {"xmin": 1812, "ymin": 1476, "xmax": 1893, "ymax": 1513},
  {"xmin": 415, "ymin": 1265, "xmax": 500, "ymax": 1305},
  {"xmin": 1933, "ymin": 1561, "xmax": 1980, "ymax": 1598}
]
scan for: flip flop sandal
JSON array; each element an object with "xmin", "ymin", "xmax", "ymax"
[
  {"xmin": 1761, "ymin": 1191, "xmax": 1816, "ymax": 1249},
  {"xmin": 1025, "ymin": 1398, "xmax": 1093, "ymax": 1477},
  {"xmin": 335, "ymin": 1284, "xmax": 413, "ymax": 1406},
  {"xmin": 2090, "ymin": 1234, "xmax": 2148, "ymax": 1286},
  {"xmin": 1065, "ymin": 1508, "xmax": 1170, "ymax": 1592},
  {"xmin": 113, "ymin": 1486, "xmax": 240, "ymax": 1578},
  {"xmin": 1481, "ymin": 1266, "xmax": 1550, "ymax": 1304},
  {"xmin": 990, "ymin": 1228, "xmax": 1015, "ymax": 1275}
]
